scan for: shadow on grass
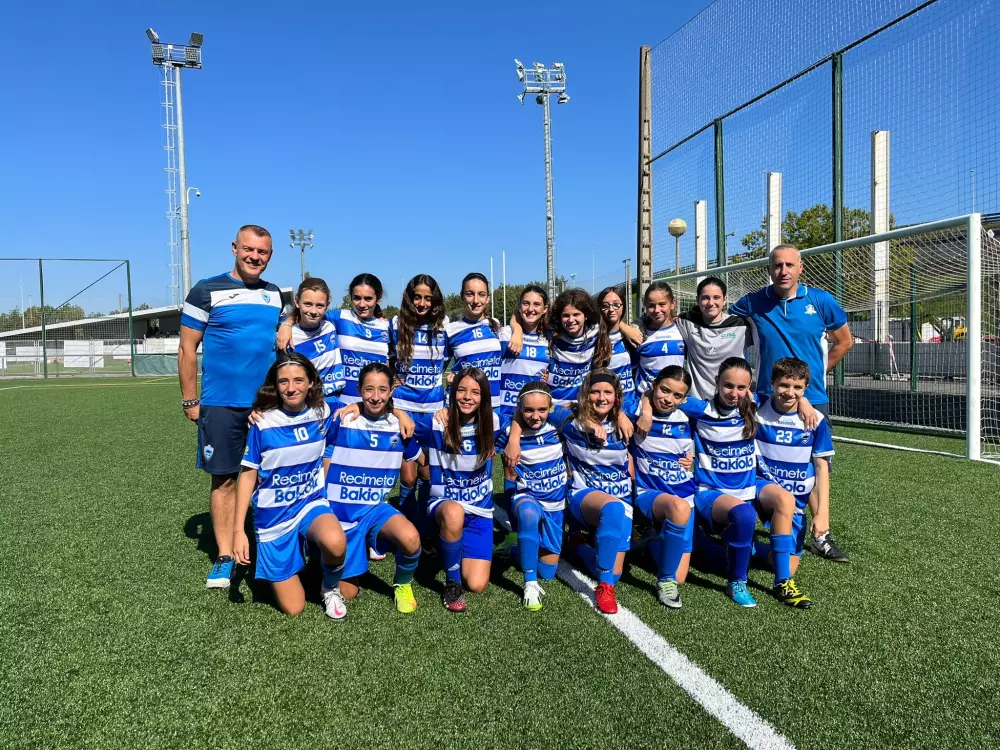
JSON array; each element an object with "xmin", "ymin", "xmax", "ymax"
[{"xmin": 183, "ymin": 512, "xmax": 218, "ymax": 562}]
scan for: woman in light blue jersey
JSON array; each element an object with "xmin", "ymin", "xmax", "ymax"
[
  {"xmin": 630, "ymin": 365, "xmax": 696, "ymax": 609},
  {"xmin": 233, "ymin": 353, "xmax": 347, "ymax": 619},
  {"xmin": 391, "ymin": 275, "xmax": 450, "ymax": 530},
  {"xmin": 420, "ymin": 367, "xmax": 501, "ymax": 613},
  {"xmin": 495, "ymin": 381, "xmax": 568, "ymax": 612},
  {"xmin": 324, "ymin": 363, "xmax": 423, "ymax": 614},
  {"xmin": 633, "ymin": 281, "xmax": 686, "ymax": 396},
  {"xmin": 285, "ymin": 277, "xmax": 345, "ymax": 410},
  {"xmin": 445, "ymin": 273, "xmax": 503, "ymax": 408},
  {"xmin": 596, "ymin": 286, "xmax": 641, "ymax": 415},
  {"xmin": 682, "ymin": 357, "xmax": 812, "ymax": 609}
]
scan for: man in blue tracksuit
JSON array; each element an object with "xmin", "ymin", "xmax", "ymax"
[{"xmin": 730, "ymin": 244, "xmax": 853, "ymax": 563}]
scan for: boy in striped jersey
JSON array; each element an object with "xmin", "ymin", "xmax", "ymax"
[
  {"xmin": 754, "ymin": 358, "xmax": 834, "ymax": 576},
  {"xmin": 495, "ymin": 381, "xmax": 568, "ymax": 611},
  {"xmin": 324, "ymin": 363, "xmax": 423, "ymax": 613},
  {"xmin": 233, "ymin": 354, "xmax": 347, "ymax": 618}
]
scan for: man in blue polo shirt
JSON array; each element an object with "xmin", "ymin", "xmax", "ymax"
[
  {"xmin": 178, "ymin": 224, "xmax": 283, "ymax": 588},
  {"xmin": 731, "ymin": 244, "xmax": 853, "ymax": 562}
]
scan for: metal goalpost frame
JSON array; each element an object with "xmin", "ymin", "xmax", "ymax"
[{"xmin": 658, "ymin": 213, "xmax": 989, "ymax": 463}]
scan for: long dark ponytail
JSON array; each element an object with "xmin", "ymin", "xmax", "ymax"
[
  {"xmin": 716, "ymin": 357, "xmax": 757, "ymax": 439},
  {"xmin": 396, "ymin": 274, "xmax": 445, "ymax": 367}
]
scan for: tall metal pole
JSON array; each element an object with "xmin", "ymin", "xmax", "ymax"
[
  {"xmin": 675, "ymin": 236, "xmax": 681, "ymax": 276},
  {"xmin": 175, "ymin": 66, "xmax": 192, "ymax": 298},
  {"xmin": 636, "ymin": 46, "xmax": 654, "ymax": 303},
  {"xmin": 832, "ymin": 53, "xmax": 845, "ymax": 387},
  {"xmin": 127, "ymin": 260, "xmax": 136, "ymax": 378},
  {"xmin": 542, "ymin": 93, "xmax": 556, "ymax": 301},
  {"xmin": 39, "ymin": 259, "xmax": 48, "ymax": 379}
]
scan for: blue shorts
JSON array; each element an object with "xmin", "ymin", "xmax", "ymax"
[
  {"xmin": 255, "ymin": 501, "xmax": 334, "ymax": 582},
  {"xmin": 753, "ymin": 482, "xmax": 810, "ymax": 556},
  {"xmin": 694, "ymin": 489, "xmax": 754, "ymax": 534},
  {"xmin": 197, "ymin": 405, "xmax": 251, "ymax": 475},
  {"xmin": 511, "ymin": 494, "xmax": 564, "ymax": 554},
  {"xmin": 634, "ymin": 489, "xmax": 695, "ymax": 553},
  {"xmin": 341, "ymin": 503, "xmax": 401, "ymax": 579},
  {"xmin": 406, "ymin": 410, "xmax": 436, "ymax": 448},
  {"xmin": 568, "ymin": 488, "xmax": 632, "ymax": 553}
]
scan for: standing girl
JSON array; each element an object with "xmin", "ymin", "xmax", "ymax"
[
  {"xmin": 681, "ymin": 357, "xmax": 813, "ymax": 609},
  {"xmin": 546, "ymin": 288, "xmax": 612, "ymax": 406},
  {"xmin": 233, "ymin": 353, "xmax": 347, "ymax": 619},
  {"xmin": 283, "ymin": 277, "xmax": 345, "ymax": 408},
  {"xmin": 633, "ymin": 281, "xmax": 686, "ymax": 396},
  {"xmin": 420, "ymin": 367, "xmax": 501, "ymax": 612},
  {"xmin": 324, "ymin": 363, "xmax": 423, "ymax": 614},
  {"xmin": 445, "ymin": 273, "xmax": 503, "ymax": 408},
  {"xmin": 596, "ymin": 286, "xmax": 641, "ymax": 416},
  {"xmin": 497, "ymin": 285, "xmax": 550, "ymax": 419},
  {"xmin": 495, "ymin": 381, "xmax": 568, "ymax": 611},
  {"xmin": 630, "ymin": 365, "xmax": 696, "ymax": 609},
  {"xmin": 390, "ymin": 275, "xmax": 450, "ymax": 527}
]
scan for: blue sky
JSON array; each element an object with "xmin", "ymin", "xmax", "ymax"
[{"xmin": 0, "ymin": 0, "xmax": 712, "ymax": 311}]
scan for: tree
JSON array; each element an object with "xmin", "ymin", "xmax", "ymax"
[{"xmin": 737, "ymin": 204, "xmax": 890, "ymax": 261}]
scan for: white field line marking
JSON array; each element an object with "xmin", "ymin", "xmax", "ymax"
[
  {"xmin": 556, "ymin": 561, "xmax": 796, "ymax": 750},
  {"xmin": 0, "ymin": 381, "xmax": 174, "ymax": 391},
  {"xmin": 0, "ymin": 385, "xmax": 27, "ymax": 391}
]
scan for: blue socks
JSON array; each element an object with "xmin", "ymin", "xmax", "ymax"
[
  {"xmin": 770, "ymin": 532, "xmax": 794, "ymax": 585},
  {"xmin": 439, "ymin": 535, "xmax": 462, "ymax": 584},
  {"xmin": 504, "ymin": 479, "xmax": 518, "ymax": 532},
  {"xmin": 595, "ymin": 501, "xmax": 625, "ymax": 585},
  {"xmin": 723, "ymin": 503, "xmax": 757, "ymax": 582},
  {"xmin": 537, "ymin": 559, "xmax": 557, "ymax": 580},
  {"xmin": 657, "ymin": 519, "xmax": 687, "ymax": 583},
  {"xmin": 515, "ymin": 501, "xmax": 541, "ymax": 583},
  {"xmin": 393, "ymin": 549, "xmax": 420, "ymax": 585},
  {"xmin": 321, "ymin": 562, "xmax": 343, "ymax": 590},
  {"xmin": 398, "ymin": 482, "xmax": 419, "ymax": 528}
]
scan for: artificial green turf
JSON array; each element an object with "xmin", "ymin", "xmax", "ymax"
[{"xmin": 1, "ymin": 378, "xmax": 997, "ymax": 749}]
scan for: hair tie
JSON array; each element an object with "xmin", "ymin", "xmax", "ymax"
[{"xmin": 588, "ymin": 372, "xmax": 618, "ymax": 388}]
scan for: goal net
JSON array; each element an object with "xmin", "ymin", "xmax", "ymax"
[{"xmin": 659, "ymin": 214, "xmax": 998, "ymax": 462}]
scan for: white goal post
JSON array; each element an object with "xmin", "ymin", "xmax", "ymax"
[{"xmin": 656, "ymin": 213, "xmax": 997, "ymax": 463}]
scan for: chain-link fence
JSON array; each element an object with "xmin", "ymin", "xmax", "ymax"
[{"xmin": 0, "ymin": 258, "xmax": 137, "ymax": 378}]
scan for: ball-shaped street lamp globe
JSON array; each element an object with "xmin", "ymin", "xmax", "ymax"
[{"xmin": 668, "ymin": 218, "xmax": 687, "ymax": 237}]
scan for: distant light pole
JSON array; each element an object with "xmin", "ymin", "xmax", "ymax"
[
  {"xmin": 516, "ymin": 59, "xmax": 569, "ymax": 302},
  {"xmin": 147, "ymin": 28, "xmax": 203, "ymax": 300},
  {"xmin": 668, "ymin": 218, "xmax": 687, "ymax": 276},
  {"xmin": 289, "ymin": 229, "xmax": 314, "ymax": 282},
  {"xmin": 623, "ymin": 258, "xmax": 633, "ymax": 322}
]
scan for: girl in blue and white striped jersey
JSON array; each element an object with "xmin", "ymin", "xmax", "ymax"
[
  {"xmin": 419, "ymin": 367, "xmax": 502, "ymax": 613},
  {"xmin": 633, "ymin": 281, "xmax": 686, "ymax": 396},
  {"xmin": 445, "ymin": 273, "xmax": 503, "ymax": 408},
  {"xmin": 596, "ymin": 286, "xmax": 641, "ymax": 416},
  {"xmin": 323, "ymin": 363, "xmax": 423, "ymax": 614},
  {"xmin": 681, "ymin": 357, "xmax": 812, "ymax": 609},
  {"xmin": 629, "ymin": 365, "xmax": 696, "ymax": 609},
  {"xmin": 548, "ymin": 369, "xmax": 632, "ymax": 616},
  {"xmin": 324, "ymin": 273, "xmax": 391, "ymax": 406},
  {"xmin": 390, "ymin": 275, "xmax": 450, "ymax": 528},
  {"xmin": 495, "ymin": 381, "xmax": 568, "ymax": 612},
  {"xmin": 497, "ymin": 285, "xmax": 550, "ymax": 419},
  {"xmin": 286, "ymin": 277, "xmax": 345, "ymax": 409},
  {"xmin": 233, "ymin": 353, "xmax": 347, "ymax": 619},
  {"xmin": 546, "ymin": 288, "xmax": 613, "ymax": 406}
]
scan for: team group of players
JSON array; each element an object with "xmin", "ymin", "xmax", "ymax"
[{"xmin": 224, "ymin": 268, "xmax": 840, "ymax": 618}]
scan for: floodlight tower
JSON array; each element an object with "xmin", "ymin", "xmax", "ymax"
[
  {"xmin": 516, "ymin": 59, "xmax": 569, "ymax": 302},
  {"xmin": 147, "ymin": 28, "xmax": 203, "ymax": 303},
  {"xmin": 289, "ymin": 229, "xmax": 314, "ymax": 282}
]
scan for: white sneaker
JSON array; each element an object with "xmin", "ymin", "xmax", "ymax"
[
  {"xmin": 368, "ymin": 546, "xmax": 386, "ymax": 561},
  {"xmin": 321, "ymin": 586, "xmax": 347, "ymax": 620},
  {"xmin": 523, "ymin": 581, "xmax": 545, "ymax": 611}
]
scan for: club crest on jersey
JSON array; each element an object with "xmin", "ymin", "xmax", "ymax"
[
  {"xmin": 389, "ymin": 436, "xmax": 399, "ymax": 449},
  {"xmin": 203, "ymin": 445, "xmax": 215, "ymax": 461},
  {"xmin": 801, "ymin": 432, "xmax": 811, "ymax": 444},
  {"xmin": 262, "ymin": 292, "xmax": 271, "ymax": 303},
  {"xmin": 804, "ymin": 304, "xmax": 817, "ymax": 315}
]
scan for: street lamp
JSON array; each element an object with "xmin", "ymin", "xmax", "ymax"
[
  {"xmin": 290, "ymin": 229, "xmax": 314, "ymax": 282},
  {"xmin": 147, "ymin": 27, "xmax": 203, "ymax": 301},
  {"xmin": 516, "ymin": 59, "xmax": 569, "ymax": 303},
  {"xmin": 668, "ymin": 218, "xmax": 687, "ymax": 276}
]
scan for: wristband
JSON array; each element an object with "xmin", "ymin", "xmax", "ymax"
[
  {"xmin": 181, "ymin": 398, "xmax": 200, "ymax": 409},
  {"xmin": 280, "ymin": 322, "xmax": 295, "ymax": 328}
]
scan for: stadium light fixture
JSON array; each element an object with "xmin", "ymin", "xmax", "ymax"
[
  {"xmin": 189, "ymin": 32, "xmax": 204, "ymax": 48},
  {"xmin": 514, "ymin": 59, "xmax": 569, "ymax": 302},
  {"xmin": 290, "ymin": 228, "xmax": 315, "ymax": 283},
  {"xmin": 146, "ymin": 28, "xmax": 159, "ymax": 43}
]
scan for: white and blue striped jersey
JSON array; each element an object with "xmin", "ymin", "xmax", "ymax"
[
  {"xmin": 389, "ymin": 316, "xmax": 450, "ymax": 413},
  {"xmin": 323, "ymin": 412, "xmax": 420, "ymax": 529},
  {"xmin": 634, "ymin": 322, "xmax": 686, "ymax": 395},
  {"xmin": 755, "ymin": 398, "xmax": 834, "ymax": 498},
  {"xmin": 680, "ymin": 396, "xmax": 759, "ymax": 501},
  {"xmin": 496, "ymin": 417, "xmax": 568, "ymax": 511},
  {"xmin": 291, "ymin": 321, "xmax": 345, "ymax": 405},
  {"xmin": 420, "ymin": 413, "xmax": 502, "ymax": 517},
  {"xmin": 630, "ymin": 407, "xmax": 696, "ymax": 502},
  {"xmin": 446, "ymin": 318, "xmax": 503, "ymax": 407},
  {"xmin": 498, "ymin": 326, "xmax": 550, "ymax": 415},
  {"xmin": 548, "ymin": 325, "xmax": 600, "ymax": 405},
  {"xmin": 552, "ymin": 407, "xmax": 632, "ymax": 511},
  {"xmin": 608, "ymin": 329, "xmax": 636, "ymax": 405},
  {"xmin": 326, "ymin": 309, "xmax": 390, "ymax": 405},
  {"xmin": 241, "ymin": 404, "xmax": 331, "ymax": 544}
]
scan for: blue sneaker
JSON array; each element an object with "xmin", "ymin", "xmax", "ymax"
[
  {"xmin": 726, "ymin": 579, "xmax": 757, "ymax": 608},
  {"xmin": 206, "ymin": 556, "xmax": 235, "ymax": 589}
]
